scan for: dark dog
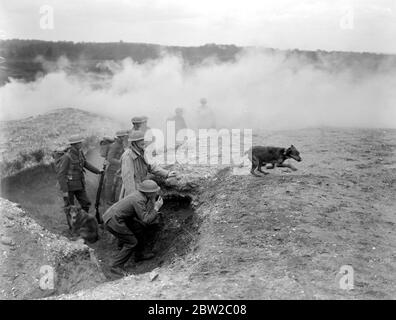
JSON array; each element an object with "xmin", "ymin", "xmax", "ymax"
[
  {"xmin": 246, "ymin": 145, "xmax": 302, "ymax": 177},
  {"xmin": 66, "ymin": 205, "xmax": 99, "ymax": 243}
]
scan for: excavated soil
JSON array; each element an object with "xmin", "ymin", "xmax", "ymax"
[
  {"xmin": 0, "ymin": 148, "xmax": 201, "ymax": 297},
  {"xmin": 1, "ymin": 127, "xmax": 396, "ymax": 299}
]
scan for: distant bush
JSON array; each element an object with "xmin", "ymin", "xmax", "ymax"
[
  {"xmin": 13, "ymin": 159, "xmax": 23, "ymax": 171},
  {"xmin": 31, "ymin": 149, "xmax": 45, "ymax": 163},
  {"xmin": 19, "ymin": 151, "xmax": 31, "ymax": 163}
]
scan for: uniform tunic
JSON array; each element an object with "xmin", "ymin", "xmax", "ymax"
[
  {"xmin": 104, "ymin": 139, "xmax": 124, "ymax": 204},
  {"xmin": 119, "ymin": 146, "xmax": 169, "ymax": 199},
  {"xmin": 103, "ymin": 191, "xmax": 160, "ymax": 267},
  {"xmin": 58, "ymin": 146, "xmax": 101, "ymax": 211}
]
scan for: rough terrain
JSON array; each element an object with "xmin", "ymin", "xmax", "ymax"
[{"xmin": 1, "ymin": 109, "xmax": 395, "ymax": 299}]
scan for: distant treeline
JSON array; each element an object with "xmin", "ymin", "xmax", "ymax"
[
  {"xmin": 0, "ymin": 39, "xmax": 241, "ymax": 63},
  {"xmin": 1, "ymin": 39, "xmax": 396, "ymax": 84}
]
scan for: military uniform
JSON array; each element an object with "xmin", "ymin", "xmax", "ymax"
[
  {"xmin": 58, "ymin": 146, "xmax": 101, "ymax": 212},
  {"xmin": 119, "ymin": 145, "xmax": 169, "ymax": 199},
  {"xmin": 104, "ymin": 139, "xmax": 124, "ymax": 205},
  {"xmin": 103, "ymin": 188, "xmax": 160, "ymax": 268}
]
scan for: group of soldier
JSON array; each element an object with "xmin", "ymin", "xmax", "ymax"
[
  {"xmin": 55, "ymin": 114, "xmax": 180, "ymax": 277},
  {"xmin": 55, "ymin": 100, "xmax": 216, "ymax": 276}
]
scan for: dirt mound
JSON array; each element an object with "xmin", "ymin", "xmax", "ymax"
[
  {"xmin": 0, "ymin": 198, "xmax": 105, "ymax": 299},
  {"xmin": 0, "ymin": 147, "xmax": 205, "ymax": 296},
  {"xmin": 1, "ymin": 127, "xmax": 396, "ymax": 300}
]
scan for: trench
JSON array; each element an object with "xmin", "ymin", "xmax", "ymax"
[{"xmin": 0, "ymin": 148, "xmax": 200, "ymax": 297}]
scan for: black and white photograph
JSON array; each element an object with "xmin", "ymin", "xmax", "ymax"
[{"xmin": 0, "ymin": 0, "xmax": 395, "ymax": 304}]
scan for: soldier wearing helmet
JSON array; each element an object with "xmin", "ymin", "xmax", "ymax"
[
  {"xmin": 103, "ymin": 130, "xmax": 129, "ymax": 206},
  {"xmin": 119, "ymin": 130, "xmax": 177, "ymax": 199},
  {"xmin": 103, "ymin": 179, "xmax": 164, "ymax": 275},
  {"xmin": 58, "ymin": 135, "xmax": 103, "ymax": 214}
]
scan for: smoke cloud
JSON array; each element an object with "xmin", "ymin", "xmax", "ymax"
[{"xmin": 1, "ymin": 49, "xmax": 396, "ymax": 131}]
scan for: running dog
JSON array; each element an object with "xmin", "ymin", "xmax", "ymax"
[{"xmin": 246, "ymin": 145, "xmax": 302, "ymax": 177}]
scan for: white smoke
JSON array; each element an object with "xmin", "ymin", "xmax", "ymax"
[{"xmin": 1, "ymin": 49, "xmax": 396, "ymax": 131}]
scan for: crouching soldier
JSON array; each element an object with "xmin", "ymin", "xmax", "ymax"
[
  {"xmin": 58, "ymin": 135, "xmax": 103, "ymax": 214},
  {"xmin": 104, "ymin": 130, "xmax": 129, "ymax": 206},
  {"xmin": 103, "ymin": 180, "xmax": 164, "ymax": 275}
]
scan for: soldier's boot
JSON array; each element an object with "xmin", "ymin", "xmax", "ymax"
[{"xmin": 111, "ymin": 244, "xmax": 135, "ymax": 268}]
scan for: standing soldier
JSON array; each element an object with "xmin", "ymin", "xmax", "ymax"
[
  {"xmin": 196, "ymin": 97, "xmax": 216, "ymax": 129},
  {"xmin": 129, "ymin": 116, "xmax": 154, "ymax": 149},
  {"xmin": 58, "ymin": 135, "xmax": 103, "ymax": 213},
  {"xmin": 104, "ymin": 130, "xmax": 129, "ymax": 206},
  {"xmin": 167, "ymin": 107, "xmax": 187, "ymax": 150},
  {"xmin": 119, "ymin": 130, "xmax": 177, "ymax": 199}
]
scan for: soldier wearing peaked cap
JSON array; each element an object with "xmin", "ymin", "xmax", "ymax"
[
  {"xmin": 58, "ymin": 135, "xmax": 103, "ymax": 213},
  {"xmin": 119, "ymin": 130, "xmax": 178, "ymax": 199}
]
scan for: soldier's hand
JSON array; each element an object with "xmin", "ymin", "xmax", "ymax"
[
  {"xmin": 154, "ymin": 196, "xmax": 163, "ymax": 211},
  {"xmin": 167, "ymin": 171, "xmax": 177, "ymax": 178}
]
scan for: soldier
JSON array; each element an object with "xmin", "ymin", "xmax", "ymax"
[
  {"xmin": 104, "ymin": 130, "xmax": 129, "ymax": 206},
  {"xmin": 119, "ymin": 130, "xmax": 177, "ymax": 199},
  {"xmin": 103, "ymin": 180, "xmax": 164, "ymax": 275},
  {"xmin": 129, "ymin": 115, "xmax": 156, "ymax": 149},
  {"xmin": 167, "ymin": 107, "xmax": 187, "ymax": 150},
  {"xmin": 196, "ymin": 97, "xmax": 216, "ymax": 129},
  {"xmin": 58, "ymin": 135, "xmax": 103, "ymax": 213}
]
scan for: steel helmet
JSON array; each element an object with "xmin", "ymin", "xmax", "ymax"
[
  {"xmin": 68, "ymin": 135, "xmax": 84, "ymax": 145},
  {"xmin": 128, "ymin": 130, "xmax": 145, "ymax": 142},
  {"xmin": 138, "ymin": 180, "xmax": 160, "ymax": 193}
]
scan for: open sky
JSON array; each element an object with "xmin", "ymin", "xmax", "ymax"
[{"xmin": 0, "ymin": 0, "xmax": 395, "ymax": 53}]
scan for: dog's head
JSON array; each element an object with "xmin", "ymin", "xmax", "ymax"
[
  {"xmin": 285, "ymin": 145, "xmax": 302, "ymax": 162},
  {"xmin": 69, "ymin": 205, "xmax": 83, "ymax": 224}
]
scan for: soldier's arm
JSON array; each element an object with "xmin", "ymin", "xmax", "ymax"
[
  {"xmin": 84, "ymin": 160, "xmax": 101, "ymax": 174},
  {"xmin": 133, "ymin": 198, "xmax": 159, "ymax": 224},
  {"xmin": 106, "ymin": 144, "xmax": 121, "ymax": 166},
  {"xmin": 58, "ymin": 155, "xmax": 70, "ymax": 193},
  {"xmin": 148, "ymin": 162, "xmax": 170, "ymax": 178}
]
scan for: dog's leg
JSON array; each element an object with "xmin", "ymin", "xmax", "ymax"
[
  {"xmin": 250, "ymin": 156, "xmax": 261, "ymax": 176},
  {"xmin": 277, "ymin": 163, "xmax": 298, "ymax": 171},
  {"xmin": 257, "ymin": 161, "xmax": 269, "ymax": 175}
]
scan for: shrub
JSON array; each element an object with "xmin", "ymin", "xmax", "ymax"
[
  {"xmin": 31, "ymin": 149, "xmax": 45, "ymax": 163},
  {"xmin": 19, "ymin": 151, "xmax": 31, "ymax": 164}
]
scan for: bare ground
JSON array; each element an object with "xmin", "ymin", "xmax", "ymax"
[{"xmin": 1, "ymin": 127, "xmax": 396, "ymax": 299}]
